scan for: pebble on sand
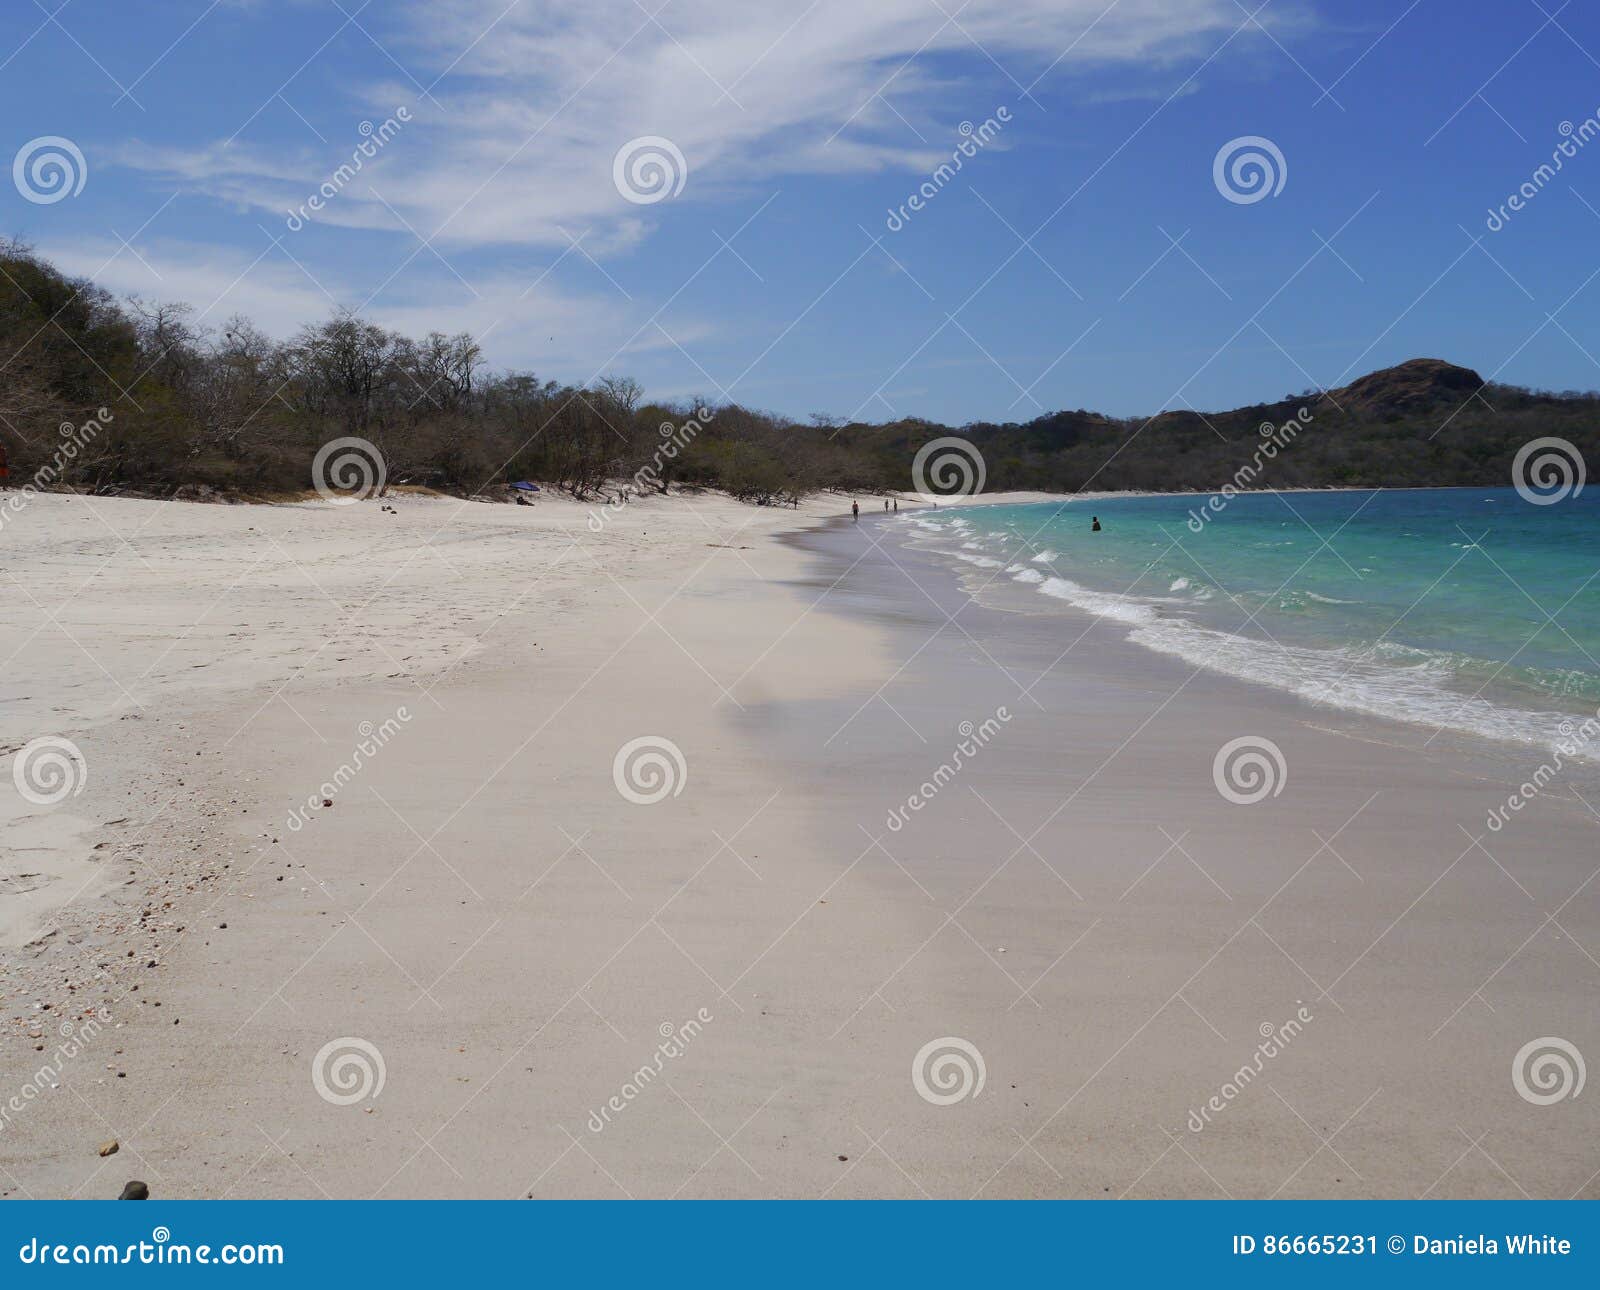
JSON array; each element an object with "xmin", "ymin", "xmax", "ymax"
[
  {"xmin": 118, "ymin": 1181, "xmax": 148, "ymax": 1200},
  {"xmin": 97, "ymin": 1140, "xmax": 119, "ymax": 1157}
]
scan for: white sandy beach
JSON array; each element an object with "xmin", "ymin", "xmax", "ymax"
[{"xmin": 1, "ymin": 488, "xmax": 1595, "ymax": 1200}]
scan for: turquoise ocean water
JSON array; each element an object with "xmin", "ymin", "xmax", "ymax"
[{"xmin": 898, "ymin": 488, "xmax": 1600, "ymax": 756}]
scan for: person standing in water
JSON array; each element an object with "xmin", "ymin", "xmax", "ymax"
[
  {"xmin": 1091, "ymin": 516, "xmax": 1101, "ymax": 532},
  {"xmin": 852, "ymin": 500, "xmax": 859, "ymax": 521}
]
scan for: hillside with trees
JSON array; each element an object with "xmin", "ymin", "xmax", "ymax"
[{"xmin": 3, "ymin": 241, "xmax": 1595, "ymax": 505}]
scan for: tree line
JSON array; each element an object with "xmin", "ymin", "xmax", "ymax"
[{"xmin": 3, "ymin": 240, "xmax": 1596, "ymax": 505}]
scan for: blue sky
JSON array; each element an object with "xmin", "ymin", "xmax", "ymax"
[{"xmin": 5, "ymin": 0, "xmax": 1600, "ymax": 421}]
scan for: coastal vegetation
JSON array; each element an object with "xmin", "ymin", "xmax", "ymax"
[{"xmin": 3, "ymin": 240, "xmax": 1596, "ymax": 504}]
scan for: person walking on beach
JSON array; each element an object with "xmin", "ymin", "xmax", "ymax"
[
  {"xmin": 884, "ymin": 499, "xmax": 890, "ymax": 511},
  {"xmin": 892, "ymin": 499, "xmax": 898, "ymax": 512},
  {"xmin": 852, "ymin": 500, "xmax": 859, "ymax": 521}
]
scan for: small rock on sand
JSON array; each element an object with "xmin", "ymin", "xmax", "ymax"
[{"xmin": 97, "ymin": 1140, "xmax": 119, "ymax": 1157}]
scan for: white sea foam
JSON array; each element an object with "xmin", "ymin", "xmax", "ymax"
[
  {"xmin": 1030, "ymin": 550, "xmax": 1057, "ymax": 563},
  {"xmin": 1037, "ymin": 576, "xmax": 1159, "ymax": 626},
  {"xmin": 930, "ymin": 543, "xmax": 1592, "ymax": 760},
  {"xmin": 1169, "ymin": 577, "xmax": 1191, "ymax": 592},
  {"xmin": 1127, "ymin": 619, "xmax": 1592, "ymax": 759}
]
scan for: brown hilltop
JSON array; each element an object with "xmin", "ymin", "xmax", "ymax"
[
  {"xmin": 1134, "ymin": 360, "xmax": 1487, "ymax": 438},
  {"xmin": 1327, "ymin": 358, "xmax": 1484, "ymax": 417}
]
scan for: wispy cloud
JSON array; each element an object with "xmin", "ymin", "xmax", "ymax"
[{"xmin": 118, "ymin": 0, "xmax": 1299, "ymax": 252}]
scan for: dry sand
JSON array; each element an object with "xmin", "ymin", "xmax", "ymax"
[{"xmin": 0, "ymin": 488, "xmax": 1594, "ymax": 1199}]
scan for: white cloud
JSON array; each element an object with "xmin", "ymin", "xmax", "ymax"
[
  {"xmin": 80, "ymin": 0, "xmax": 1308, "ymax": 400},
  {"xmin": 118, "ymin": 0, "xmax": 1302, "ymax": 252},
  {"xmin": 36, "ymin": 237, "xmax": 711, "ymax": 379}
]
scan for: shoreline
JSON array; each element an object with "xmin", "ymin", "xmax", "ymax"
[
  {"xmin": 790, "ymin": 511, "xmax": 1599, "ymax": 1198},
  {"xmin": 2, "ymin": 488, "xmax": 1595, "ymax": 1199},
  {"xmin": 894, "ymin": 493, "xmax": 1600, "ymax": 774}
]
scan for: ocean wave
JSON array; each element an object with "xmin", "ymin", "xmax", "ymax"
[
  {"xmin": 1031, "ymin": 550, "xmax": 1057, "ymax": 563},
  {"xmin": 929, "ymin": 543, "xmax": 1592, "ymax": 760},
  {"xmin": 1037, "ymin": 576, "xmax": 1160, "ymax": 626},
  {"xmin": 1127, "ymin": 619, "xmax": 1593, "ymax": 760}
]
